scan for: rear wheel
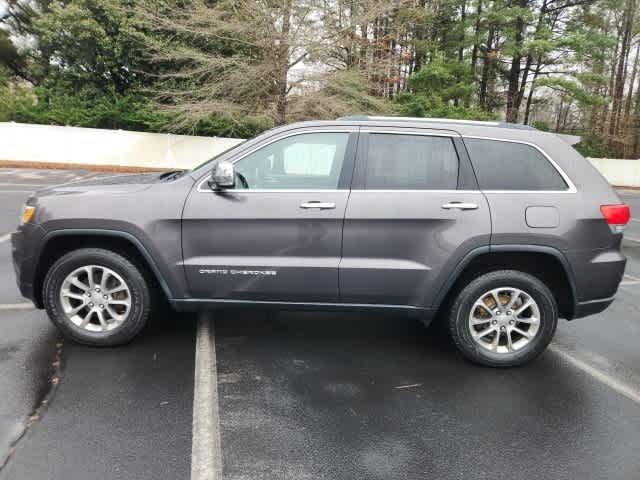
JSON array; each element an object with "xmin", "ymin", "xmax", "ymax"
[
  {"xmin": 43, "ymin": 248, "xmax": 151, "ymax": 346},
  {"xmin": 448, "ymin": 270, "xmax": 558, "ymax": 367}
]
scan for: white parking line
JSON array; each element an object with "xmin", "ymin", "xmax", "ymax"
[
  {"xmin": 191, "ymin": 313, "xmax": 223, "ymax": 480},
  {"xmin": 621, "ymin": 274, "xmax": 640, "ymax": 285},
  {"xmin": 0, "ymin": 303, "xmax": 35, "ymax": 311},
  {"xmin": 624, "ymin": 235, "xmax": 640, "ymax": 243},
  {"xmin": 0, "ymin": 234, "xmax": 10, "ymax": 244},
  {"xmin": 631, "ymin": 218, "xmax": 640, "ymax": 223},
  {"xmin": 549, "ymin": 345, "xmax": 640, "ymax": 404},
  {"xmin": 0, "ymin": 183, "xmax": 47, "ymax": 187}
]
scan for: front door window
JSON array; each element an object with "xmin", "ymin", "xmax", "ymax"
[{"xmin": 234, "ymin": 132, "xmax": 350, "ymax": 190}]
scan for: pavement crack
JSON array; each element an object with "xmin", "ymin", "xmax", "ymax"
[{"xmin": 0, "ymin": 337, "xmax": 65, "ymax": 472}]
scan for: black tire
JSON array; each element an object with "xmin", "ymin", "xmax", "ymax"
[
  {"xmin": 43, "ymin": 248, "xmax": 152, "ymax": 347},
  {"xmin": 448, "ymin": 270, "xmax": 558, "ymax": 367}
]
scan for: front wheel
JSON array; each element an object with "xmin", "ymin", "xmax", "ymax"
[
  {"xmin": 43, "ymin": 248, "xmax": 152, "ymax": 346},
  {"xmin": 448, "ymin": 270, "xmax": 558, "ymax": 367}
]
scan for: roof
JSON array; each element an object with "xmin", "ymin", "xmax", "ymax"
[
  {"xmin": 333, "ymin": 115, "xmax": 580, "ymax": 146},
  {"xmin": 222, "ymin": 117, "xmax": 581, "ymax": 154}
]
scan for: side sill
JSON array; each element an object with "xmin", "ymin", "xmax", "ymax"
[{"xmin": 170, "ymin": 298, "xmax": 430, "ymax": 315}]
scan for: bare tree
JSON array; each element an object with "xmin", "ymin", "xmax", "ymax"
[{"xmin": 134, "ymin": 0, "xmax": 386, "ymax": 129}]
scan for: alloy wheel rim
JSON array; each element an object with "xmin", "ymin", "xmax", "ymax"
[
  {"xmin": 468, "ymin": 287, "xmax": 541, "ymax": 354},
  {"xmin": 59, "ymin": 265, "xmax": 132, "ymax": 332}
]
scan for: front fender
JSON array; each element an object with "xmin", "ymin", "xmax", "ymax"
[{"xmin": 30, "ymin": 228, "xmax": 183, "ymax": 307}]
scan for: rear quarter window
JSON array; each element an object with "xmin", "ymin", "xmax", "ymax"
[{"xmin": 464, "ymin": 138, "xmax": 568, "ymax": 191}]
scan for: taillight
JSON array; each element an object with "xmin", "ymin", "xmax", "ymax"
[{"xmin": 600, "ymin": 204, "xmax": 630, "ymax": 231}]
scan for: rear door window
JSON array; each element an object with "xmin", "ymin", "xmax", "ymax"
[
  {"xmin": 364, "ymin": 133, "xmax": 459, "ymax": 190},
  {"xmin": 464, "ymin": 138, "xmax": 568, "ymax": 191}
]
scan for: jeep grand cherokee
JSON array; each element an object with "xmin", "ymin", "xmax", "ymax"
[{"xmin": 11, "ymin": 116, "xmax": 630, "ymax": 367}]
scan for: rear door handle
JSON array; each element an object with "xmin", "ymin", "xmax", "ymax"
[
  {"xmin": 442, "ymin": 202, "xmax": 479, "ymax": 210},
  {"xmin": 300, "ymin": 201, "xmax": 336, "ymax": 210}
]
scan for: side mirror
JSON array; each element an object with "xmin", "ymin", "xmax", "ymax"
[{"xmin": 209, "ymin": 161, "xmax": 235, "ymax": 190}]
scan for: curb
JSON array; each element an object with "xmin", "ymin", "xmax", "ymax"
[{"xmin": 0, "ymin": 160, "xmax": 170, "ymax": 174}]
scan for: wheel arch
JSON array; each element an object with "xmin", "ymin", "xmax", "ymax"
[
  {"xmin": 432, "ymin": 245, "xmax": 577, "ymax": 321},
  {"xmin": 34, "ymin": 229, "xmax": 173, "ymax": 308}
]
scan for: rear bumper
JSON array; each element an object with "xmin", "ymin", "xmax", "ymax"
[
  {"xmin": 566, "ymin": 248, "xmax": 626, "ymax": 320},
  {"xmin": 572, "ymin": 296, "xmax": 615, "ymax": 320}
]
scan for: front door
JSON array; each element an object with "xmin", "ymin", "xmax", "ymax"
[
  {"xmin": 182, "ymin": 128, "xmax": 358, "ymax": 303},
  {"xmin": 340, "ymin": 127, "xmax": 491, "ymax": 308}
]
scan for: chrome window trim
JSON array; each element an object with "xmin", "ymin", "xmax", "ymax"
[
  {"xmin": 462, "ymin": 135, "xmax": 578, "ymax": 193},
  {"xmin": 198, "ymin": 189, "xmax": 350, "ymax": 194},
  {"xmin": 349, "ymin": 189, "xmax": 480, "ymax": 194},
  {"xmin": 196, "ymin": 129, "xmax": 357, "ymax": 193},
  {"xmin": 198, "ymin": 188, "xmax": 479, "ymax": 194},
  {"xmin": 196, "ymin": 130, "xmax": 577, "ymax": 194}
]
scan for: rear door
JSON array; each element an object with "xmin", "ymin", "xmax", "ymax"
[
  {"xmin": 182, "ymin": 127, "xmax": 358, "ymax": 303},
  {"xmin": 340, "ymin": 127, "xmax": 491, "ymax": 308}
]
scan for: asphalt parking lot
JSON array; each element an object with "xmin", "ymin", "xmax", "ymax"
[{"xmin": 0, "ymin": 168, "xmax": 639, "ymax": 480}]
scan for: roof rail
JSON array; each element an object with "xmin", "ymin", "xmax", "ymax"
[{"xmin": 337, "ymin": 115, "xmax": 536, "ymax": 131}]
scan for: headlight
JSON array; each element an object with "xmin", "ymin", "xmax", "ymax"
[{"xmin": 21, "ymin": 206, "xmax": 36, "ymax": 225}]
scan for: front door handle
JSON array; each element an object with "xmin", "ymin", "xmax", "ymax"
[
  {"xmin": 300, "ymin": 201, "xmax": 336, "ymax": 210},
  {"xmin": 442, "ymin": 202, "xmax": 479, "ymax": 210}
]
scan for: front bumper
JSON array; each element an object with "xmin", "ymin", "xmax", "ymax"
[{"xmin": 11, "ymin": 224, "xmax": 46, "ymax": 308}]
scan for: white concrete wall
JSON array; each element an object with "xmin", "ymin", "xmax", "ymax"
[
  {"xmin": 587, "ymin": 157, "xmax": 640, "ymax": 188},
  {"xmin": 0, "ymin": 122, "xmax": 244, "ymax": 170},
  {"xmin": 1, "ymin": 123, "xmax": 639, "ymax": 186}
]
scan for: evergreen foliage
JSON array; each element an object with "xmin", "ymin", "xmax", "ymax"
[{"xmin": 0, "ymin": 0, "xmax": 639, "ymax": 156}]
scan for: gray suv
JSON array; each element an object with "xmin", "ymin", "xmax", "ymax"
[{"xmin": 11, "ymin": 116, "xmax": 630, "ymax": 367}]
